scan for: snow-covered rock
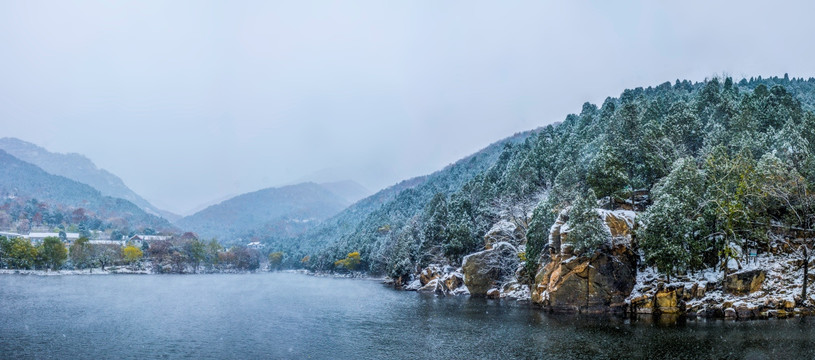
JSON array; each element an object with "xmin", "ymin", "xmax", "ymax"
[
  {"xmin": 483, "ymin": 220, "xmax": 520, "ymax": 248},
  {"xmin": 419, "ymin": 265, "xmax": 442, "ymax": 286},
  {"xmin": 533, "ymin": 208, "xmax": 638, "ymax": 313},
  {"xmin": 461, "ymin": 242, "xmax": 520, "ymax": 296}
]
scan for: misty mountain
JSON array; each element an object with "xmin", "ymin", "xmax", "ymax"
[
  {"xmin": 0, "ymin": 149, "xmax": 174, "ymax": 232},
  {"xmin": 267, "ymin": 129, "xmax": 535, "ymax": 267},
  {"xmin": 175, "ymin": 182, "xmax": 352, "ymax": 243},
  {"xmin": 0, "ymin": 137, "xmax": 180, "ymax": 221},
  {"xmin": 318, "ymin": 180, "xmax": 370, "ymax": 204}
]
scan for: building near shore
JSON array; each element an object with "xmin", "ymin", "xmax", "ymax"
[
  {"xmin": 129, "ymin": 234, "xmax": 173, "ymax": 248},
  {"xmin": 88, "ymin": 240, "xmax": 125, "ymax": 246},
  {"xmin": 0, "ymin": 231, "xmax": 25, "ymax": 239},
  {"xmin": 28, "ymin": 232, "xmax": 80, "ymax": 243}
]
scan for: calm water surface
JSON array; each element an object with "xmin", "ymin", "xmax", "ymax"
[{"xmin": 1, "ymin": 272, "xmax": 815, "ymax": 359}]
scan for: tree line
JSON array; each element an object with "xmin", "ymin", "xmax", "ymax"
[{"xmin": 0, "ymin": 236, "xmax": 261, "ymax": 273}]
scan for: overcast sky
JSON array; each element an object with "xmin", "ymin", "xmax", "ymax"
[{"xmin": 2, "ymin": 1, "xmax": 814, "ymax": 215}]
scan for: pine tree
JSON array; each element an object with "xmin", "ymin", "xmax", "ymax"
[
  {"xmin": 419, "ymin": 193, "xmax": 448, "ymax": 266},
  {"xmin": 587, "ymin": 143, "xmax": 629, "ymax": 205},
  {"xmin": 567, "ymin": 189, "xmax": 610, "ymax": 255},
  {"xmin": 639, "ymin": 157, "xmax": 707, "ymax": 276},
  {"xmin": 522, "ymin": 200, "xmax": 556, "ymax": 283},
  {"xmin": 703, "ymin": 147, "xmax": 764, "ymax": 280}
]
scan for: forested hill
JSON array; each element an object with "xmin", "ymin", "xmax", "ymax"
[
  {"xmin": 0, "ymin": 150, "xmax": 175, "ymax": 233},
  {"xmin": 176, "ymin": 182, "xmax": 351, "ymax": 243},
  {"xmin": 268, "ymin": 129, "xmax": 536, "ymax": 269},
  {"xmin": 0, "ymin": 137, "xmax": 180, "ymax": 221},
  {"xmin": 272, "ymin": 75, "xmax": 815, "ymax": 281}
]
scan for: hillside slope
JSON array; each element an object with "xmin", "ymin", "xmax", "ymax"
[
  {"xmin": 0, "ymin": 150, "xmax": 174, "ymax": 232},
  {"xmin": 269, "ymin": 129, "xmax": 536, "ymax": 268},
  {"xmin": 0, "ymin": 137, "xmax": 179, "ymax": 221},
  {"xmin": 176, "ymin": 182, "xmax": 350, "ymax": 242},
  {"xmin": 269, "ymin": 75, "xmax": 815, "ymax": 283}
]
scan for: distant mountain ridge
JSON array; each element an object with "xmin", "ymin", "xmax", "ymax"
[
  {"xmin": 0, "ymin": 137, "xmax": 179, "ymax": 221},
  {"xmin": 0, "ymin": 149, "xmax": 174, "ymax": 232},
  {"xmin": 176, "ymin": 182, "xmax": 355, "ymax": 243},
  {"xmin": 266, "ymin": 129, "xmax": 537, "ymax": 268},
  {"xmin": 318, "ymin": 180, "xmax": 370, "ymax": 204}
]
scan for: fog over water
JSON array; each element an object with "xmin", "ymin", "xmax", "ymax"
[
  {"xmin": 1, "ymin": 273, "xmax": 814, "ymax": 359},
  {"xmin": 2, "ymin": 1, "xmax": 815, "ymax": 214}
]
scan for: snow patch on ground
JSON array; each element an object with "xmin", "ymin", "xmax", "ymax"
[{"xmin": 628, "ymin": 251, "xmax": 815, "ymax": 315}]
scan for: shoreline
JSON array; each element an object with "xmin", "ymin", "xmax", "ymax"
[
  {"xmin": 280, "ymin": 268, "xmax": 387, "ymax": 282},
  {"xmin": 0, "ymin": 268, "xmax": 149, "ymax": 276},
  {"xmin": 0, "ymin": 268, "xmax": 270, "ymax": 276}
]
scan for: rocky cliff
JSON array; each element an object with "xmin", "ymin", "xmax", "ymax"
[{"xmin": 530, "ymin": 210, "xmax": 638, "ymax": 313}]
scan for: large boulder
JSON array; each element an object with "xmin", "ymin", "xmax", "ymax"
[
  {"xmin": 420, "ymin": 265, "xmax": 442, "ymax": 286},
  {"xmin": 725, "ymin": 269, "xmax": 765, "ymax": 295},
  {"xmin": 532, "ymin": 249, "xmax": 637, "ymax": 313},
  {"xmin": 654, "ymin": 286, "xmax": 683, "ymax": 314},
  {"xmin": 462, "ymin": 242, "xmax": 520, "ymax": 296},
  {"xmin": 532, "ymin": 208, "xmax": 638, "ymax": 313},
  {"xmin": 441, "ymin": 272, "xmax": 464, "ymax": 292}
]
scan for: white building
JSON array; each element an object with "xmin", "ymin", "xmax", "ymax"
[
  {"xmin": 0, "ymin": 231, "xmax": 25, "ymax": 239},
  {"xmin": 28, "ymin": 232, "xmax": 80, "ymax": 243},
  {"xmin": 129, "ymin": 234, "xmax": 173, "ymax": 248},
  {"xmin": 88, "ymin": 240, "xmax": 125, "ymax": 246}
]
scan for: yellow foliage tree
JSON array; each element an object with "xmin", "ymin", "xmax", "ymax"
[
  {"xmin": 122, "ymin": 245, "xmax": 144, "ymax": 265},
  {"xmin": 334, "ymin": 251, "xmax": 361, "ymax": 270},
  {"xmin": 268, "ymin": 251, "xmax": 284, "ymax": 269}
]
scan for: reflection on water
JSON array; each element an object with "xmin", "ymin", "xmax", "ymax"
[{"xmin": 1, "ymin": 272, "xmax": 814, "ymax": 359}]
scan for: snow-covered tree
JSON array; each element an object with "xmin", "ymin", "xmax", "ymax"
[
  {"xmin": 567, "ymin": 189, "xmax": 610, "ymax": 255},
  {"xmin": 587, "ymin": 143, "xmax": 629, "ymax": 205},
  {"xmin": 639, "ymin": 157, "xmax": 707, "ymax": 277}
]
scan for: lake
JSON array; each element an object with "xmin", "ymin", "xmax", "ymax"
[{"xmin": 1, "ymin": 272, "xmax": 814, "ymax": 359}]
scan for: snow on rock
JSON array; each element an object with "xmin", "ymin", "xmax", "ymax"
[
  {"xmin": 500, "ymin": 281, "xmax": 531, "ymax": 301},
  {"xmin": 597, "ymin": 209, "xmax": 636, "ymax": 247},
  {"xmin": 627, "ymin": 252, "xmax": 815, "ymax": 319},
  {"xmin": 461, "ymin": 242, "xmax": 520, "ymax": 297},
  {"xmin": 483, "ymin": 220, "xmax": 520, "ymax": 248},
  {"xmin": 418, "ymin": 279, "xmax": 439, "ymax": 293},
  {"xmin": 404, "ymin": 279, "xmax": 423, "ymax": 291},
  {"xmin": 420, "ymin": 264, "xmax": 442, "ymax": 286}
]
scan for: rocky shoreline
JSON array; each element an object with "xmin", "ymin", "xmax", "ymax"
[
  {"xmin": 393, "ymin": 208, "xmax": 815, "ymax": 321},
  {"xmin": 627, "ymin": 255, "xmax": 815, "ymax": 320}
]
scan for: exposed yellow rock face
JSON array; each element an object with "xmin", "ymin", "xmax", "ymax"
[
  {"xmin": 443, "ymin": 273, "xmax": 463, "ymax": 291},
  {"xmin": 420, "ymin": 266, "xmax": 441, "ymax": 286},
  {"xmin": 604, "ymin": 211, "xmax": 632, "ymax": 238},
  {"xmin": 531, "ymin": 248, "xmax": 637, "ymax": 313},
  {"xmin": 630, "ymin": 294, "xmax": 654, "ymax": 313},
  {"xmin": 531, "ymin": 209, "xmax": 638, "ymax": 313},
  {"xmin": 461, "ymin": 242, "xmax": 519, "ymax": 296},
  {"xmin": 724, "ymin": 269, "xmax": 765, "ymax": 295},
  {"xmin": 655, "ymin": 288, "xmax": 680, "ymax": 314}
]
